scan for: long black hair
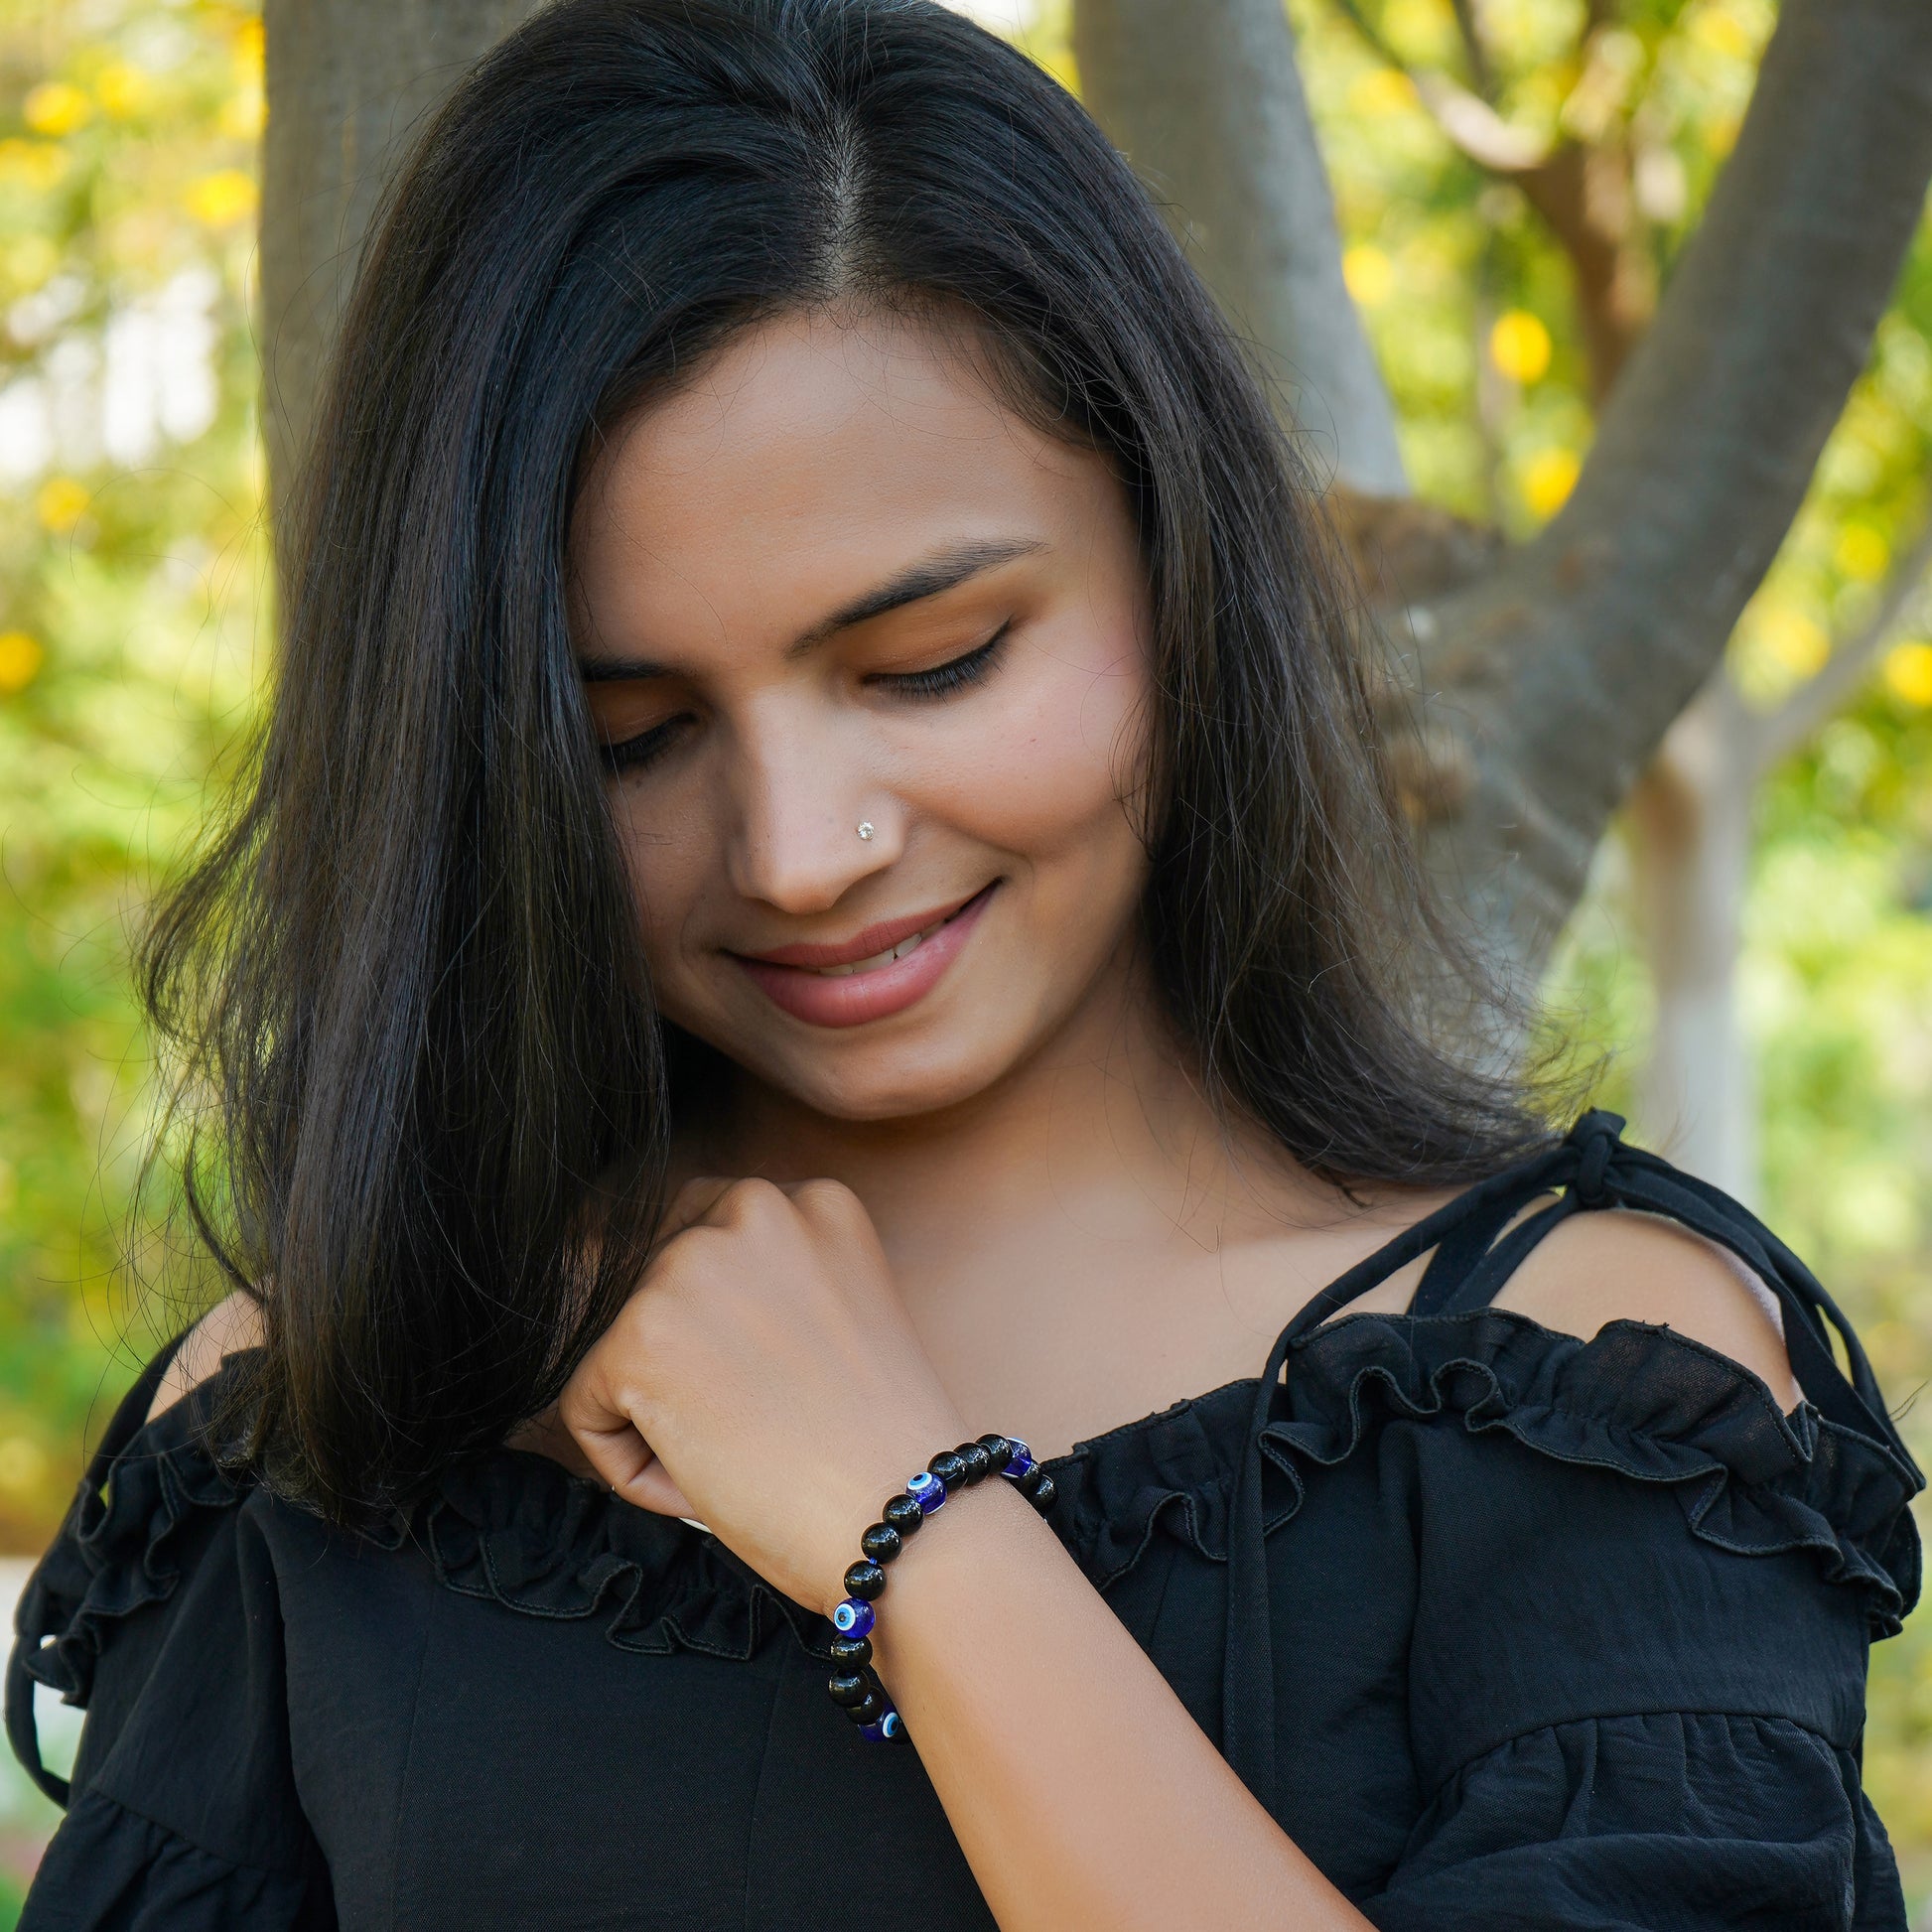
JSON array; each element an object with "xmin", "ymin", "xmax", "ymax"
[{"xmin": 145, "ymin": 0, "xmax": 1565, "ymax": 1520}]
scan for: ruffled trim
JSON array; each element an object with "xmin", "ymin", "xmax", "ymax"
[
  {"xmin": 422, "ymin": 1449, "xmax": 831, "ymax": 1660},
  {"xmin": 26, "ymin": 1310, "xmax": 1920, "ymax": 1702},
  {"xmin": 18, "ymin": 1353, "xmax": 842, "ymax": 1701},
  {"xmin": 1049, "ymin": 1309, "xmax": 1921, "ymax": 1635},
  {"xmin": 19, "ymin": 1370, "xmax": 252, "ymax": 1708}
]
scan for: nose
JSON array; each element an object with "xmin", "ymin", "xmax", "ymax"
[{"xmin": 723, "ymin": 710, "xmax": 897, "ymax": 913}]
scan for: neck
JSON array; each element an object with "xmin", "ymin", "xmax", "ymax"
[{"xmin": 684, "ymin": 951, "xmax": 1335, "ymax": 1283}]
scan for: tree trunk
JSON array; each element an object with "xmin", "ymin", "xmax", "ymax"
[
  {"xmin": 1072, "ymin": 0, "xmax": 1409, "ymax": 497},
  {"xmin": 1626, "ymin": 687, "xmax": 1760, "ymax": 1202},
  {"xmin": 260, "ymin": 0, "xmax": 544, "ymax": 533}
]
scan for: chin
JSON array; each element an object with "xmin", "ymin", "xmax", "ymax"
[{"xmin": 739, "ymin": 1031, "xmax": 1023, "ymax": 1125}]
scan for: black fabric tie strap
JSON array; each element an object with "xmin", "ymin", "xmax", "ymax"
[{"xmin": 1213, "ymin": 1109, "xmax": 1921, "ymax": 1819}]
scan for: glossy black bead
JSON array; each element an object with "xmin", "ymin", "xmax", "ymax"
[
  {"xmin": 828, "ymin": 1672, "xmax": 873, "ymax": 1708},
  {"xmin": 845, "ymin": 1689, "xmax": 887, "ymax": 1725},
  {"xmin": 881, "ymin": 1493, "xmax": 924, "ymax": 1536},
  {"xmin": 844, "ymin": 1558, "xmax": 888, "ymax": 1600},
  {"xmin": 955, "ymin": 1442, "xmax": 995, "ymax": 1483},
  {"xmin": 828, "ymin": 1634, "xmax": 873, "ymax": 1669},
  {"xmin": 975, "ymin": 1433, "xmax": 1012, "ymax": 1468},
  {"xmin": 1024, "ymin": 1470, "xmax": 1057, "ymax": 1514},
  {"xmin": 927, "ymin": 1449, "xmax": 968, "ymax": 1488},
  {"xmin": 1017, "ymin": 1461, "xmax": 1050, "ymax": 1500},
  {"xmin": 860, "ymin": 1522, "xmax": 903, "ymax": 1564}
]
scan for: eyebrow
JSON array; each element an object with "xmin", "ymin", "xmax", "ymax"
[{"xmin": 576, "ymin": 535, "xmax": 1045, "ymax": 683}]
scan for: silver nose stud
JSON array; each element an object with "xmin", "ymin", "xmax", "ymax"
[{"xmin": 856, "ymin": 821, "xmax": 875, "ymax": 842}]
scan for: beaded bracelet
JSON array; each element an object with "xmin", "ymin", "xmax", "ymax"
[{"xmin": 826, "ymin": 1433, "xmax": 1057, "ymax": 1741}]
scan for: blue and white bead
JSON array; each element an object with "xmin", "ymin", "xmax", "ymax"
[
  {"xmin": 832, "ymin": 1596, "xmax": 876, "ymax": 1638},
  {"xmin": 906, "ymin": 1469, "xmax": 946, "ymax": 1514},
  {"xmin": 1002, "ymin": 1438, "xmax": 1035, "ymax": 1480}
]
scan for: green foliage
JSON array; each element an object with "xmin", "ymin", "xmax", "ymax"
[{"xmin": 0, "ymin": 0, "xmax": 265, "ymax": 1554}]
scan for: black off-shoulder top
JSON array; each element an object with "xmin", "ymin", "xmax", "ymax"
[{"xmin": 8, "ymin": 1111, "xmax": 1923, "ymax": 1928}]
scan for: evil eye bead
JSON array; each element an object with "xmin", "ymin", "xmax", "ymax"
[
  {"xmin": 832, "ymin": 1596, "xmax": 876, "ymax": 1638},
  {"xmin": 860, "ymin": 1708, "xmax": 904, "ymax": 1742},
  {"xmin": 1002, "ymin": 1439, "xmax": 1035, "ymax": 1480},
  {"xmin": 906, "ymin": 1470, "xmax": 946, "ymax": 1514}
]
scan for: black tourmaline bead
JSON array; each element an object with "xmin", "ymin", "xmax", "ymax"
[
  {"xmin": 844, "ymin": 1558, "xmax": 888, "ymax": 1600},
  {"xmin": 927, "ymin": 1449, "xmax": 969, "ymax": 1489},
  {"xmin": 1023, "ymin": 1470, "xmax": 1056, "ymax": 1514},
  {"xmin": 860, "ymin": 1522, "xmax": 903, "ymax": 1564},
  {"xmin": 845, "ymin": 1689, "xmax": 887, "ymax": 1726},
  {"xmin": 955, "ymin": 1442, "xmax": 995, "ymax": 1483},
  {"xmin": 828, "ymin": 1634, "xmax": 874, "ymax": 1669},
  {"xmin": 976, "ymin": 1433, "xmax": 1012, "ymax": 1469},
  {"xmin": 828, "ymin": 1672, "xmax": 873, "ymax": 1708},
  {"xmin": 881, "ymin": 1493, "xmax": 924, "ymax": 1536}
]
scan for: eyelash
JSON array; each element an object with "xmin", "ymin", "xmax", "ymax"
[
  {"xmin": 600, "ymin": 623, "xmax": 1012, "ymax": 776},
  {"xmin": 870, "ymin": 621, "xmax": 1012, "ymax": 700}
]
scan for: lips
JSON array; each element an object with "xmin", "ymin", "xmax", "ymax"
[{"xmin": 730, "ymin": 885, "xmax": 998, "ymax": 1028}]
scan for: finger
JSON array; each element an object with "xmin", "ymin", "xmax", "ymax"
[
  {"xmin": 618, "ymin": 1457, "xmax": 700, "ymax": 1522},
  {"xmin": 658, "ymin": 1174, "xmax": 741, "ymax": 1240}
]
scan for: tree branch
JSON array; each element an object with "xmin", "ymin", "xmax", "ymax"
[
  {"xmin": 1073, "ymin": 0, "xmax": 1409, "ymax": 497},
  {"xmin": 1746, "ymin": 515, "xmax": 1932, "ymax": 773},
  {"xmin": 1411, "ymin": 0, "xmax": 1932, "ymax": 971}
]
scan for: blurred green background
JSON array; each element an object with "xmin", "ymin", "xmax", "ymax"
[{"xmin": 1, "ymin": 0, "xmax": 1929, "ymax": 1911}]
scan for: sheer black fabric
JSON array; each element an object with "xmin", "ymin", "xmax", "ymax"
[{"xmin": 9, "ymin": 1111, "xmax": 1921, "ymax": 1928}]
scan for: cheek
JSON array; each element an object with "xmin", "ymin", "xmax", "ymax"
[{"xmin": 922, "ymin": 620, "xmax": 1151, "ymax": 862}]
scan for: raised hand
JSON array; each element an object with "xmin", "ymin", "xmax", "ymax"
[{"xmin": 559, "ymin": 1176, "xmax": 970, "ymax": 1618}]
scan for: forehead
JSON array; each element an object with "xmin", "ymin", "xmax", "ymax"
[{"xmin": 569, "ymin": 308, "xmax": 1097, "ymax": 645}]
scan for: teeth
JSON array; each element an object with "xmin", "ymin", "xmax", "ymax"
[{"xmin": 809, "ymin": 915, "xmax": 949, "ymax": 978}]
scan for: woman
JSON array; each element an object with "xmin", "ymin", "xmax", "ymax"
[{"xmin": 10, "ymin": 1, "xmax": 1918, "ymax": 1925}]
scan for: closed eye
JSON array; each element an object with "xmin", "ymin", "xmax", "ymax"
[
  {"xmin": 600, "ymin": 714, "xmax": 692, "ymax": 776},
  {"xmin": 870, "ymin": 621, "xmax": 1011, "ymax": 700}
]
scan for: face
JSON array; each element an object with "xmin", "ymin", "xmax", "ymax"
[{"xmin": 568, "ymin": 306, "xmax": 1155, "ymax": 1123}]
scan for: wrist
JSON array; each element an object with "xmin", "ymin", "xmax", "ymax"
[{"xmin": 820, "ymin": 1432, "xmax": 1059, "ymax": 1741}]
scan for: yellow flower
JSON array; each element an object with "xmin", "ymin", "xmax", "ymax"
[
  {"xmin": 0, "ymin": 630, "xmax": 44, "ymax": 695},
  {"xmin": 219, "ymin": 86, "xmax": 266, "ymax": 141},
  {"xmin": 233, "ymin": 17, "xmax": 266, "ymax": 83},
  {"xmin": 1342, "ymin": 244, "xmax": 1395, "ymax": 308},
  {"xmin": 1756, "ymin": 607, "xmax": 1830, "ymax": 677},
  {"xmin": 1692, "ymin": 7, "xmax": 1754, "ymax": 59},
  {"xmin": 1521, "ymin": 448, "xmax": 1581, "ymax": 520},
  {"xmin": 22, "ymin": 79, "xmax": 91, "ymax": 136},
  {"xmin": 1834, "ymin": 522, "xmax": 1889, "ymax": 584},
  {"xmin": 36, "ymin": 476, "xmax": 90, "ymax": 534},
  {"xmin": 186, "ymin": 169, "xmax": 259, "ymax": 225},
  {"xmin": 1490, "ymin": 310, "xmax": 1553, "ymax": 384},
  {"xmin": 1347, "ymin": 69, "xmax": 1418, "ymax": 118},
  {"xmin": 1883, "ymin": 640, "xmax": 1932, "ymax": 707},
  {"xmin": 94, "ymin": 62, "xmax": 152, "ymax": 121},
  {"xmin": 0, "ymin": 138, "xmax": 69, "ymax": 191}
]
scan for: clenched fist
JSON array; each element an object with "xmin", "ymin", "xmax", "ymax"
[{"xmin": 560, "ymin": 1177, "xmax": 971, "ymax": 1618}]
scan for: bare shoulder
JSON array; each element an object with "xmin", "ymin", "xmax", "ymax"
[
  {"xmin": 1492, "ymin": 1203, "xmax": 1802, "ymax": 1411},
  {"xmin": 146, "ymin": 1290, "xmax": 266, "ymax": 1426}
]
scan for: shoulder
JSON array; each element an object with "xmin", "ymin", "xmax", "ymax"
[
  {"xmin": 146, "ymin": 1289, "xmax": 265, "ymax": 1425},
  {"xmin": 1490, "ymin": 1199, "xmax": 1802, "ymax": 1411}
]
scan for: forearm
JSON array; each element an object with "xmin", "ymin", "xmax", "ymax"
[{"xmin": 864, "ymin": 1478, "xmax": 1371, "ymax": 1932}]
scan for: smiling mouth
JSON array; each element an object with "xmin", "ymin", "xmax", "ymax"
[
  {"xmin": 728, "ymin": 884, "xmax": 1000, "ymax": 1027},
  {"xmin": 732, "ymin": 885, "xmax": 994, "ymax": 976},
  {"xmin": 801, "ymin": 908, "xmax": 966, "ymax": 977}
]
